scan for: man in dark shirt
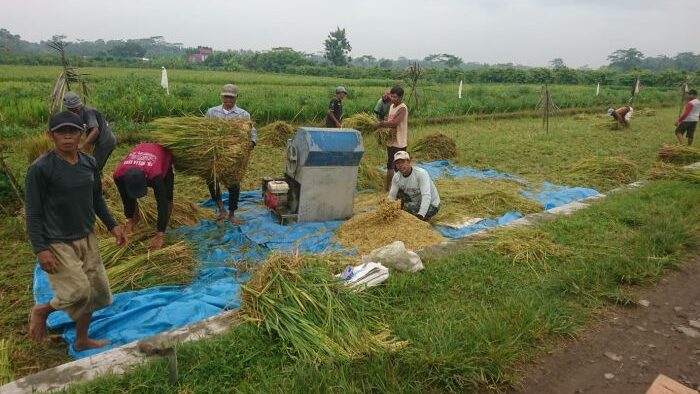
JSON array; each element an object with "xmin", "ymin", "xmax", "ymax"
[
  {"xmin": 63, "ymin": 92, "xmax": 118, "ymax": 171},
  {"xmin": 25, "ymin": 111, "xmax": 127, "ymax": 351},
  {"xmin": 325, "ymin": 86, "xmax": 347, "ymax": 128}
]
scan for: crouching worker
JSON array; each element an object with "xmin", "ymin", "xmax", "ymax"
[
  {"xmin": 387, "ymin": 151, "xmax": 441, "ymax": 221},
  {"xmin": 113, "ymin": 143, "xmax": 174, "ymax": 251},
  {"xmin": 25, "ymin": 111, "xmax": 127, "ymax": 350},
  {"xmin": 607, "ymin": 105, "xmax": 633, "ymax": 128}
]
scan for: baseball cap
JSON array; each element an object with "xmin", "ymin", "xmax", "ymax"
[
  {"xmin": 393, "ymin": 151, "xmax": 410, "ymax": 162},
  {"xmin": 336, "ymin": 86, "xmax": 347, "ymax": 94},
  {"xmin": 49, "ymin": 111, "xmax": 84, "ymax": 132},
  {"xmin": 123, "ymin": 168, "xmax": 148, "ymax": 199},
  {"xmin": 62, "ymin": 91, "xmax": 83, "ymax": 109},
  {"xmin": 220, "ymin": 84, "xmax": 239, "ymax": 97}
]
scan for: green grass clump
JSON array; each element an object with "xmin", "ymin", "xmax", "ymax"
[
  {"xmin": 0, "ymin": 339, "xmax": 12, "ymax": 385},
  {"xmin": 23, "ymin": 133, "xmax": 53, "ymax": 164},
  {"xmin": 241, "ymin": 253, "xmax": 405, "ymax": 362}
]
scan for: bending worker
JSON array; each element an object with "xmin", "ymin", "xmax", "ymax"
[
  {"xmin": 113, "ymin": 142, "xmax": 174, "ymax": 251},
  {"xmin": 387, "ymin": 151, "xmax": 441, "ymax": 221},
  {"xmin": 607, "ymin": 105, "xmax": 633, "ymax": 128},
  {"xmin": 206, "ymin": 84, "xmax": 257, "ymax": 223},
  {"xmin": 63, "ymin": 91, "xmax": 117, "ymax": 171}
]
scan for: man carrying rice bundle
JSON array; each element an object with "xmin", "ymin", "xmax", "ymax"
[
  {"xmin": 377, "ymin": 86, "xmax": 409, "ymax": 191},
  {"xmin": 113, "ymin": 142, "xmax": 174, "ymax": 250},
  {"xmin": 387, "ymin": 151, "xmax": 441, "ymax": 222},
  {"xmin": 675, "ymin": 89, "xmax": 698, "ymax": 146},
  {"xmin": 25, "ymin": 111, "xmax": 127, "ymax": 351},
  {"xmin": 63, "ymin": 91, "xmax": 117, "ymax": 172},
  {"xmin": 206, "ymin": 84, "xmax": 257, "ymax": 223}
]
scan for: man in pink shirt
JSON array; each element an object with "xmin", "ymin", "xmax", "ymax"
[
  {"xmin": 675, "ymin": 89, "xmax": 699, "ymax": 146},
  {"xmin": 113, "ymin": 143, "xmax": 174, "ymax": 250}
]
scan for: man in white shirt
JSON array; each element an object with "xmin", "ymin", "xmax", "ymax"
[
  {"xmin": 676, "ymin": 89, "xmax": 699, "ymax": 146},
  {"xmin": 387, "ymin": 151, "xmax": 440, "ymax": 221}
]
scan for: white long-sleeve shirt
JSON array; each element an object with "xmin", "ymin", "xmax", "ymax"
[{"xmin": 387, "ymin": 166, "xmax": 440, "ymax": 217}]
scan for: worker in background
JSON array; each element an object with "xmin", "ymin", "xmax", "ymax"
[
  {"xmin": 113, "ymin": 143, "xmax": 174, "ymax": 251},
  {"xmin": 377, "ymin": 86, "xmax": 409, "ymax": 191},
  {"xmin": 205, "ymin": 84, "xmax": 257, "ymax": 223},
  {"xmin": 387, "ymin": 151, "xmax": 440, "ymax": 222},
  {"xmin": 675, "ymin": 89, "xmax": 698, "ymax": 146},
  {"xmin": 373, "ymin": 89, "xmax": 391, "ymax": 121},
  {"xmin": 325, "ymin": 86, "xmax": 347, "ymax": 128},
  {"xmin": 607, "ymin": 105, "xmax": 633, "ymax": 128},
  {"xmin": 63, "ymin": 92, "xmax": 117, "ymax": 171},
  {"xmin": 25, "ymin": 111, "xmax": 126, "ymax": 350}
]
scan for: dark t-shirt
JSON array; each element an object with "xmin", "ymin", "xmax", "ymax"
[
  {"xmin": 78, "ymin": 106, "xmax": 116, "ymax": 147},
  {"xmin": 325, "ymin": 97, "xmax": 343, "ymax": 127}
]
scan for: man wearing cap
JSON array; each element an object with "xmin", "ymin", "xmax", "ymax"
[
  {"xmin": 675, "ymin": 89, "xmax": 699, "ymax": 146},
  {"xmin": 113, "ymin": 143, "xmax": 174, "ymax": 250},
  {"xmin": 377, "ymin": 86, "xmax": 409, "ymax": 191},
  {"xmin": 373, "ymin": 89, "xmax": 391, "ymax": 121},
  {"xmin": 205, "ymin": 84, "xmax": 257, "ymax": 223},
  {"xmin": 607, "ymin": 105, "xmax": 633, "ymax": 128},
  {"xmin": 387, "ymin": 151, "xmax": 440, "ymax": 222},
  {"xmin": 62, "ymin": 92, "xmax": 117, "ymax": 171},
  {"xmin": 25, "ymin": 111, "xmax": 127, "ymax": 351},
  {"xmin": 325, "ymin": 86, "xmax": 347, "ymax": 128}
]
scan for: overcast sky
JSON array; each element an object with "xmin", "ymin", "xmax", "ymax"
[{"xmin": 1, "ymin": 0, "xmax": 697, "ymax": 67}]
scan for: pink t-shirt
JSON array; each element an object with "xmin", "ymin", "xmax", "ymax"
[{"xmin": 113, "ymin": 143, "xmax": 172, "ymax": 181}]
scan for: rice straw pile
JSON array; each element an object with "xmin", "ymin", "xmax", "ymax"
[
  {"xmin": 568, "ymin": 156, "xmax": 639, "ymax": 189},
  {"xmin": 375, "ymin": 127, "xmax": 396, "ymax": 146},
  {"xmin": 241, "ymin": 253, "xmax": 405, "ymax": 361},
  {"xmin": 647, "ymin": 161, "xmax": 700, "ymax": 184},
  {"xmin": 657, "ymin": 144, "xmax": 700, "ymax": 165},
  {"xmin": 150, "ymin": 117, "xmax": 253, "ymax": 184},
  {"xmin": 481, "ymin": 227, "xmax": 570, "ymax": 270},
  {"xmin": 433, "ymin": 178, "xmax": 542, "ymax": 225},
  {"xmin": 24, "ymin": 134, "xmax": 54, "ymax": 164},
  {"xmin": 336, "ymin": 199, "xmax": 445, "ymax": 254},
  {"xmin": 0, "ymin": 339, "xmax": 11, "ymax": 385},
  {"xmin": 357, "ymin": 162, "xmax": 385, "ymax": 190},
  {"xmin": 259, "ymin": 121, "xmax": 295, "ymax": 147},
  {"xmin": 412, "ymin": 133, "xmax": 457, "ymax": 161},
  {"xmin": 342, "ymin": 112, "xmax": 378, "ymax": 135}
]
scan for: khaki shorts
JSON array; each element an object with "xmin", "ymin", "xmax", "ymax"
[{"xmin": 46, "ymin": 233, "xmax": 112, "ymax": 320}]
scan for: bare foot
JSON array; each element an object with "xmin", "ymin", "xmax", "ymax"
[
  {"xmin": 73, "ymin": 338, "xmax": 110, "ymax": 351},
  {"xmin": 29, "ymin": 305, "xmax": 50, "ymax": 342},
  {"xmin": 228, "ymin": 214, "xmax": 242, "ymax": 225},
  {"xmin": 215, "ymin": 210, "xmax": 227, "ymax": 222}
]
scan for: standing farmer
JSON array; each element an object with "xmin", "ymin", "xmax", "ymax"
[
  {"xmin": 206, "ymin": 84, "xmax": 257, "ymax": 223},
  {"xmin": 675, "ymin": 89, "xmax": 699, "ymax": 146},
  {"xmin": 325, "ymin": 86, "xmax": 347, "ymax": 128},
  {"xmin": 62, "ymin": 92, "xmax": 117, "ymax": 172},
  {"xmin": 377, "ymin": 86, "xmax": 409, "ymax": 191},
  {"xmin": 113, "ymin": 142, "xmax": 174, "ymax": 250},
  {"xmin": 26, "ymin": 111, "xmax": 127, "ymax": 351}
]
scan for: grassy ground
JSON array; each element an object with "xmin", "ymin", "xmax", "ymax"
[
  {"xmin": 64, "ymin": 179, "xmax": 699, "ymax": 393},
  {"xmin": 0, "ymin": 106, "xmax": 690, "ymax": 381}
]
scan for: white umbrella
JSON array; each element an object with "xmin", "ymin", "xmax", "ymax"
[{"xmin": 161, "ymin": 67, "xmax": 169, "ymax": 96}]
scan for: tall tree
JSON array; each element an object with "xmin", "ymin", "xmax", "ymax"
[
  {"xmin": 549, "ymin": 57, "xmax": 565, "ymax": 70},
  {"xmin": 607, "ymin": 48, "xmax": 644, "ymax": 71},
  {"xmin": 323, "ymin": 27, "xmax": 352, "ymax": 66}
]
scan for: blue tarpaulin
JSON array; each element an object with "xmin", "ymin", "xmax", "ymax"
[{"xmin": 32, "ymin": 162, "xmax": 599, "ymax": 359}]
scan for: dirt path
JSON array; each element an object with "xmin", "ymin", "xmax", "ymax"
[{"xmin": 513, "ymin": 255, "xmax": 700, "ymax": 394}]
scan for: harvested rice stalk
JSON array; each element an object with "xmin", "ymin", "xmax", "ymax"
[
  {"xmin": 150, "ymin": 117, "xmax": 253, "ymax": 184},
  {"xmin": 259, "ymin": 121, "xmax": 295, "ymax": 148},
  {"xmin": 481, "ymin": 227, "xmax": 570, "ymax": 268},
  {"xmin": 342, "ymin": 112, "xmax": 378, "ymax": 135},
  {"xmin": 569, "ymin": 156, "xmax": 638, "ymax": 189},
  {"xmin": 242, "ymin": 253, "xmax": 405, "ymax": 361},
  {"xmin": 336, "ymin": 200, "xmax": 444, "ymax": 254},
  {"xmin": 636, "ymin": 107, "xmax": 656, "ymax": 116},
  {"xmin": 433, "ymin": 178, "xmax": 542, "ymax": 225},
  {"xmin": 375, "ymin": 127, "xmax": 396, "ymax": 146},
  {"xmin": 647, "ymin": 161, "xmax": 700, "ymax": 184},
  {"xmin": 357, "ymin": 162, "xmax": 384, "ymax": 191},
  {"xmin": 24, "ymin": 134, "xmax": 54, "ymax": 164},
  {"xmin": 657, "ymin": 144, "xmax": 700, "ymax": 165},
  {"xmin": 572, "ymin": 113, "xmax": 587, "ymax": 121},
  {"xmin": 0, "ymin": 339, "xmax": 11, "ymax": 385},
  {"xmin": 412, "ymin": 133, "xmax": 457, "ymax": 161}
]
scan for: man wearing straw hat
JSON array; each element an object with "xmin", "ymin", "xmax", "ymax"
[
  {"xmin": 25, "ymin": 111, "xmax": 127, "ymax": 351},
  {"xmin": 205, "ymin": 84, "xmax": 257, "ymax": 223},
  {"xmin": 62, "ymin": 91, "xmax": 117, "ymax": 172},
  {"xmin": 387, "ymin": 151, "xmax": 440, "ymax": 222}
]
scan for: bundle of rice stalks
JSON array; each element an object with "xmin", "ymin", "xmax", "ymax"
[
  {"xmin": 412, "ymin": 133, "xmax": 457, "ymax": 161},
  {"xmin": 657, "ymin": 144, "xmax": 700, "ymax": 165},
  {"xmin": 102, "ymin": 239, "xmax": 198, "ymax": 292},
  {"xmin": 336, "ymin": 199, "xmax": 444, "ymax": 254},
  {"xmin": 434, "ymin": 178, "xmax": 542, "ymax": 225},
  {"xmin": 481, "ymin": 228, "xmax": 570, "ymax": 270},
  {"xmin": 647, "ymin": 161, "xmax": 700, "ymax": 184},
  {"xmin": 636, "ymin": 107, "xmax": 656, "ymax": 116},
  {"xmin": 342, "ymin": 112, "xmax": 378, "ymax": 135},
  {"xmin": 375, "ymin": 127, "xmax": 396, "ymax": 146},
  {"xmin": 24, "ymin": 134, "xmax": 54, "ymax": 164},
  {"xmin": 259, "ymin": 121, "xmax": 295, "ymax": 148},
  {"xmin": 150, "ymin": 117, "xmax": 253, "ymax": 184},
  {"xmin": 357, "ymin": 162, "xmax": 385, "ymax": 191},
  {"xmin": 572, "ymin": 113, "xmax": 588, "ymax": 121},
  {"xmin": 241, "ymin": 253, "xmax": 405, "ymax": 361},
  {"xmin": 0, "ymin": 339, "xmax": 12, "ymax": 385},
  {"xmin": 569, "ymin": 156, "xmax": 639, "ymax": 189}
]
